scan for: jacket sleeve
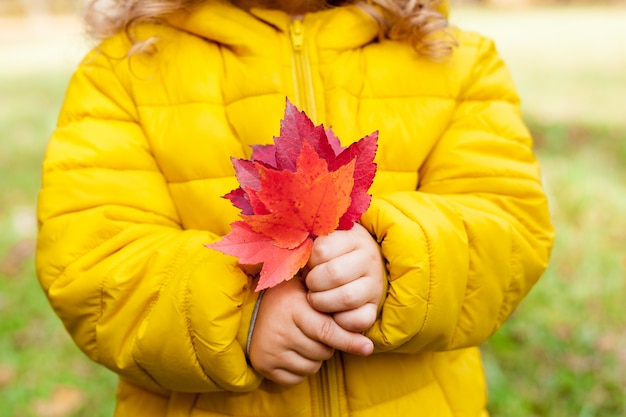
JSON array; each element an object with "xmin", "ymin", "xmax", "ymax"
[
  {"xmin": 35, "ymin": 42, "xmax": 262, "ymax": 393},
  {"xmin": 360, "ymin": 37, "xmax": 554, "ymax": 353}
]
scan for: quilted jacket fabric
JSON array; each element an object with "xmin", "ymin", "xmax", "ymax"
[{"xmin": 36, "ymin": 0, "xmax": 554, "ymax": 416}]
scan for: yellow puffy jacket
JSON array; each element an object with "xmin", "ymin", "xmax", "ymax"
[{"xmin": 36, "ymin": 1, "xmax": 554, "ymax": 416}]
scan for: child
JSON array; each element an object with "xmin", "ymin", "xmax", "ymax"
[{"xmin": 36, "ymin": 0, "xmax": 554, "ymax": 415}]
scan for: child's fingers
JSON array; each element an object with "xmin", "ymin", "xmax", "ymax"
[
  {"xmin": 305, "ymin": 254, "xmax": 357, "ymax": 292},
  {"xmin": 295, "ymin": 309, "xmax": 373, "ymax": 356},
  {"xmin": 249, "ymin": 277, "xmax": 334, "ymax": 385},
  {"xmin": 258, "ymin": 355, "xmax": 323, "ymax": 386},
  {"xmin": 307, "ymin": 232, "xmax": 353, "ymax": 268},
  {"xmin": 293, "ymin": 337, "xmax": 335, "ymax": 362},
  {"xmin": 306, "ymin": 246, "xmax": 378, "ymax": 292},
  {"xmin": 263, "ymin": 369, "xmax": 307, "ymax": 386},
  {"xmin": 306, "ymin": 225, "xmax": 382, "ymax": 293},
  {"xmin": 333, "ymin": 303, "xmax": 378, "ymax": 333},
  {"xmin": 307, "ymin": 274, "xmax": 376, "ymax": 313}
]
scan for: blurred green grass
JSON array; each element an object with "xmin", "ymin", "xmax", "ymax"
[
  {"xmin": 0, "ymin": 72, "xmax": 119, "ymax": 417},
  {"xmin": 1, "ymin": 5, "xmax": 625, "ymax": 417}
]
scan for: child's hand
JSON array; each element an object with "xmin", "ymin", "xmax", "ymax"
[
  {"xmin": 305, "ymin": 223, "xmax": 384, "ymax": 333},
  {"xmin": 248, "ymin": 277, "xmax": 373, "ymax": 386}
]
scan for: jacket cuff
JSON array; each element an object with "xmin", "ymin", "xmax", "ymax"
[
  {"xmin": 245, "ymin": 289, "xmax": 266, "ymax": 358},
  {"xmin": 236, "ymin": 282, "xmax": 262, "ymax": 359},
  {"xmin": 378, "ymin": 252, "xmax": 390, "ymax": 315}
]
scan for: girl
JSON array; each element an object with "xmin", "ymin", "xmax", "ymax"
[{"xmin": 36, "ymin": 0, "xmax": 554, "ymax": 416}]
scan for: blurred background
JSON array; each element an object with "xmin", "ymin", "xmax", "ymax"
[{"xmin": 1, "ymin": 0, "xmax": 625, "ymax": 416}]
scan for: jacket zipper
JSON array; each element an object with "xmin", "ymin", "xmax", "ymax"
[
  {"xmin": 289, "ymin": 19, "xmax": 317, "ymax": 121},
  {"xmin": 289, "ymin": 21, "xmax": 339, "ymax": 416},
  {"xmin": 319, "ymin": 355, "xmax": 341, "ymax": 417}
]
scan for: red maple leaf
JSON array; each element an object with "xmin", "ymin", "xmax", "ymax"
[
  {"xmin": 244, "ymin": 142, "xmax": 355, "ymax": 249},
  {"xmin": 207, "ymin": 99, "xmax": 378, "ymax": 291}
]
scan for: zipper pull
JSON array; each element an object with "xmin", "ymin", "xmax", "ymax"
[{"xmin": 290, "ymin": 19, "xmax": 304, "ymax": 51}]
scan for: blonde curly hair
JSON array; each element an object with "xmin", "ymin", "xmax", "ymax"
[{"xmin": 85, "ymin": 0, "xmax": 455, "ymax": 58}]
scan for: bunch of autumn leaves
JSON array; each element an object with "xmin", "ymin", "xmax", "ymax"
[{"xmin": 208, "ymin": 100, "xmax": 378, "ymax": 291}]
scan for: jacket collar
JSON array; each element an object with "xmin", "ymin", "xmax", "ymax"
[{"xmin": 165, "ymin": 0, "xmax": 380, "ymax": 54}]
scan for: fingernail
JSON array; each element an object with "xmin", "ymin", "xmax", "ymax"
[{"xmin": 361, "ymin": 340, "xmax": 374, "ymax": 356}]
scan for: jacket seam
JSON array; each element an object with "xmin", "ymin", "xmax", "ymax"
[
  {"xmin": 358, "ymin": 93, "xmax": 457, "ymax": 101},
  {"xmin": 133, "ymin": 94, "xmax": 513, "ymax": 109},
  {"xmin": 132, "ymin": 92, "xmax": 501, "ymax": 110},
  {"xmin": 222, "ymin": 92, "xmax": 288, "ymax": 108},
  {"xmin": 456, "ymin": 97, "xmax": 519, "ymax": 105},
  {"xmin": 165, "ymin": 167, "xmax": 420, "ymax": 185},
  {"xmin": 80, "ymin": 58, "xmax": 139, "ymax": 121},
  {"xmin": 41, "ymin": 204, "xmax": 180, "ymax": 234},
  {"xmin": 136, "ymin": 100, "xmax": 223, "ymax": 108},
  {"xmin": 166, "ymin": 167, "xmax": 421, "ymax": 184},
  {"xmin": 61, "ymin": 113, "xmax": 136, "ymax": 125},
  {"xmin": 167, "ymin": 174, "xmax": 235, "ymax": 184},
  {"xmin": 44, "ymin": 163, "xmax": 232, "ymax": 188},
  {"xmin": 130, "ymin": 89, "xmax": 517, "ymax": 114},
  {"xmin": 44, "ymin": 166, "xmax": 161, "ymax": 174},
  {"xmin": 421, "ymin": 174, "xmax": 542, "ymax": 187}
]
